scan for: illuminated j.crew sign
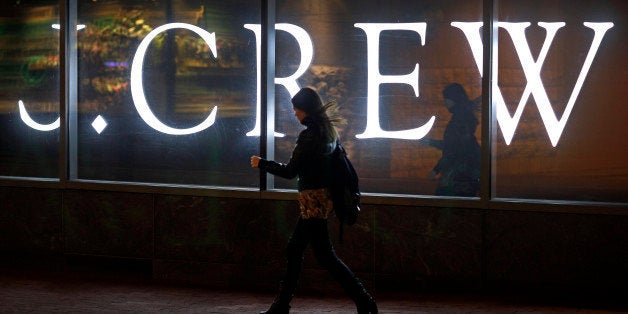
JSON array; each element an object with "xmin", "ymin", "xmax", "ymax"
[{"xmin": 19, "ymin": 21, "xmax": 613, "ymax": 147}]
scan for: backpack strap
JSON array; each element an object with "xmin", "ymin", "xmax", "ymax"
[
  {"xmin": 339, "ymin": 221, "xmax": 345, "ymax": 243},
  {"xmin": 335, "ymin": 140, "xmax": 347, "ymax": 243}
]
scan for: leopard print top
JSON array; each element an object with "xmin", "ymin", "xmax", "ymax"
[{"xmin": 297, "ymin": 188, "xmax": 334, "ymax": 219}]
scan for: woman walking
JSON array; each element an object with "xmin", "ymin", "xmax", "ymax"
[{"xmin": 250, "ymin": 87, "xmax": 377, "ymax": 314}]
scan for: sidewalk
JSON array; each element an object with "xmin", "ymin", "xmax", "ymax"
[{"xmin": 0, "ymin": 271, "xmax": 623, "ymax": 313}]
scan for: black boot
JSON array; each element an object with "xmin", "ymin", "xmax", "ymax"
[
  {"xmin": 259, "ymin": 301, "xmax": 290, "ymax": 314},
  {"xmin": 356, "ymin": 293, "xmax": 378, "ymax": 314},
  {"xmin": 346, "ymin": 280, "xmax": 377, "ymax": 314},
  {"xmin": 260, "ymin": 281, "xmax": 294, "ymax": 314}
]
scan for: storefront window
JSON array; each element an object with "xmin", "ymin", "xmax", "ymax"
[
  {"xmin": 3, "ymin": 0, "xmax": 625, "ymax": 204},
  {"xmin": 493, "ymin": 0, "xmax": 627, "ymax": 202},
  {"xmin": 0, "ymin": 1, "xmax": 59, "ymax": 178},
  {"xmin": 76, "ymin": 0, "xmax": 260, "ymax": 187},
  {"xmin": 274, "ymin": 0, "xmax": 484, "ymax": 196}
]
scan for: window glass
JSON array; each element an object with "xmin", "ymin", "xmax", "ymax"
[
  {"xmin": 0, "ymin": 1, "xmax": 59, "ymax": 178},
  {"xmin": 274, "ymin": 0, "xmax": 483, "ymax": 196},
  {"xmin": 76, "ymin": 0, "xmax": 260, "ymax": 187},
  {"xmin": 494, "ymin": 0, "xmax": 627, "ymax": 202}
]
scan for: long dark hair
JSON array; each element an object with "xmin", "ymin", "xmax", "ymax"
[
  {"xmin": 292, "ymin": 87, "xmax": 346, "ymax": 142},
  {"xmin": 316, "ymin": 100, "xmax": 345, "ymax": 142},
  {"xmin": 443, "ymin": 83, "xmax": 480, "ymax": 112}
]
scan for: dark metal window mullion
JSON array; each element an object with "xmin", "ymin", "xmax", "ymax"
[
  {"xmin": 260, "ymin": 0, "xmax": 276, "ymax": 191},
  {"xmin": 59, "ymin": 0, "xmax": 78, "ymax": 182},
  {"xmin": 480, "ymin": 0, "xmax": 496, "ymax": 290},
  {"xmin": 481, "ymin": 0, "xmax": 495, "ymax": 204}
]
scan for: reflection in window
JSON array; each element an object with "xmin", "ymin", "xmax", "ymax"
[
  {"xmin": 76, "ymin": 1, "xmax": 260, "ymax": 187},
  {"xmin": 494, "ymin": 0, "xmax": 627, "ymax": 202},
  {"xmin": 0, "ymin": 0, "xmax": 59, "ymax": 178},
  {"xmin": 3, "ymin": 0, "xmax": 624, "ymax": 204},
  {"xmin": 274, "ymin": 0, "xmax": 483, "ymax": 196}
]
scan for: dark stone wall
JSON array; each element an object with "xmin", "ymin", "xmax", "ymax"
[
  {"xmin": 63, "ymin": 190, "xmax": 154, "ymax": 258},
  {"xmin": 1, "ymin": 186, "xmax": 626, "ymax": 296},
  {"xmin": 0, "ymin": 187, "xmax": 61, "ymax": 255},
  {"xmin": 485, "ymin": 210, "xmax": 628, "ymax": 289}
]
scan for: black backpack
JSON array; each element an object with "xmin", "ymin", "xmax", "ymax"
[{"xmin": 329, "ymin": 141, "xmax": 360, "ymax": 241}]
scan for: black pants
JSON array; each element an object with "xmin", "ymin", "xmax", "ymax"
[{"xmin": 278, "ymin": 217, "xmax": 366, "ymax": 303}]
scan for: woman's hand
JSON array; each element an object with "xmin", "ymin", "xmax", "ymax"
[{"xmin": 250, "ymin": 155, "xmax": 261, "ymax": 168}]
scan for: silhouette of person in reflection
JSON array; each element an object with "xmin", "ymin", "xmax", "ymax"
[{"xmin": 423, "ymin": 83, "xmax": 481, "ymax": 197}]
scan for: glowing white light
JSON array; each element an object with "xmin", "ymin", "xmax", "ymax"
[
  {"xmin": 498, "ymin": 22, "xmax": 564, "ymax": 146},
  {"xmin": 452, "ymin": 21, "xmax": 613, "ymax": 147},
  {"xmin": 354, "ymin": 23, "xmax": 435, "ymax": 140},
  {"xmin": 244, "ymin": 23, "xmax": 314, "ymax": 137},
  {"xmin": 91, "ymin": 115, "xmax": 108, "ymax": 134},
  {"xmin": 274, "ymin": 24, "xmax": 314, "ymax": 97},
  {"xmin": 51, "ymin": 24, "xmax": 86, "ymax": 30},
  {"xmin": 244, "ymin": 24, "xmax": 282, "ymax": 138},
  {"xmin": 18, "ymin": 100, "xmax": 60, "ymax": 131},
  {"xmin": 451, "ymin": 22, "xmax": 484, "ymax": 75},
  {"xmin": 131, "ymin": 23, "xmax": 218, "ymax": 135}
]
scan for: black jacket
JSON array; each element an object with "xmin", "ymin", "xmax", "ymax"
[{"xmin": 258, "ymin": 116, "xmax": 336, "ymax": 191}]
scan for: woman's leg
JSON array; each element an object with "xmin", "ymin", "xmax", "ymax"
[
  {"xmin": 280, "ymin": 218, "xmax": 310, "ymax": 303},
  {"xmin": 262, "ymin": 218, "xmax": 311, "ymax": 314},
  {"xmin": 309, "ymin": 219, "xmax": 378, "ymax": 313}
]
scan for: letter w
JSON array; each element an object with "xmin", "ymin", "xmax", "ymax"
[{"xmin": 453, "ymin": 22, "xmax": 613, "ymax": 147}]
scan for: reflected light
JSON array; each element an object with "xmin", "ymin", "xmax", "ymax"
[
  {"xmin": 51, "ymin": 24, "xmax": 86, "ymax": 30},
  {"xmin": 91, "ymin": 115, "xmax": 108, "ymax": 134},
  {"xmin": 18, "ymin": 100, "xmax": 60, "ymax": 131},
  {"xmin": 274, "ymin": 24, "xmax": 314, "ymax": 97},
  {"xmin": 104, "ymin": 61, "xmax": 129, "ymax": 68},
  {"xmin": 498, "ymin": 22, "xmax": 613, "ymax": 147},
  {"xmin": 452, "ymin": 21, "xmax": 613, "ymax": 147},
  {"xmin": 450, "ymin": 22, "xmax": 483, "ymax": 75},
  {"xmin": 244, "ymin": 23, "xmax": 314, "ymax": 137},
  {"xmin": 354, "ymin": 23, "xmax": 434, "ymax": 140},
  {"xmin": 131, "ymin": 23, "xmax": 218, "ymax": 135}
]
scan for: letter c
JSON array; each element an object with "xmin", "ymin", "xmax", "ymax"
[{"xmin": 130, "ymin": 23, "xmax": 218, "ymax": 135}]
